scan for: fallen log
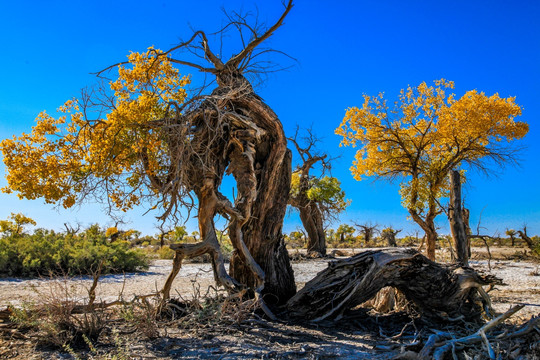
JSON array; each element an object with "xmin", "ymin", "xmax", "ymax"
[{"xmin": 286, "ymin": 248, "xmax": 499, "ymax": 322}]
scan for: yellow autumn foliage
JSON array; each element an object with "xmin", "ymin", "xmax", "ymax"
[
  {"xmin": 336, "ymin": 79, "xmax": 528, "ymax": 216},
  {"xmin": 1, "ymin": 48, "xmax": 190, "ymax": 211}
]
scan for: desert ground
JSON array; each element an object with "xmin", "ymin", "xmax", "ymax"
[{"xmin": 0, "ymin": 247, "xmax": 539, "ymax": 359}]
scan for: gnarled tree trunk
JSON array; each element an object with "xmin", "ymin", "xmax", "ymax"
[
  {"xmin": 298, "ymin": 202, "xmax": 326, "ymax": 256},
  {"xmin": 228, "ymin": 101, "xmax": 297, "ymax": 303},
  {"xmin": 287, "ymin": 248, "xmax": 497, "ymax": 322},
  {"xmin": 156, "ymin": 0, "xmax": 298, "ymax": 307}
]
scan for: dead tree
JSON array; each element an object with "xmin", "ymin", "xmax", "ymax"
[
  {"xmin": 63, "ymin": 222, "xmax": 81, "ymax": 237},
  {"xmin": 381, "ymin": 227, "xmax": 401, "ymax": 247},
  {"xmin": 355, "ymin": 223, "xmax": 378, "ymax": 246},
  {"xmin": 448, "ymin": 170, "xmax": 469, "ymax": 266},
  {"xmin": 287, "ymin": 248, "xmax": 499, "ymax": 322}
]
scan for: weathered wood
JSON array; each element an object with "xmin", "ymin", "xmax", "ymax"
[
  {"xmin": 428, "ymin": 304, "xmax": 526, "ymax": 359},
  {"xmin": 287, "ymin": 248, "xmax": 497, "ymax": 321},
  {"xmin": 449, "ymin": 170, "xmax": 469, "ymax": 266}
]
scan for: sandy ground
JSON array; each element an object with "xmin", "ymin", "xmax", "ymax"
[{"xmin": 1, "ymin": 248, "xmax": 538, "ymax": 319}]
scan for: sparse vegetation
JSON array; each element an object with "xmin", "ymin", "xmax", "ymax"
[{"xmin": 0, "ymin": 1, "xmax": 538, "ymax": 359}]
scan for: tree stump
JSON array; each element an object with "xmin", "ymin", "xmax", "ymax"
[{"xmin": 287, "ymin": 248, "xmax": 498, "ymax": 322}]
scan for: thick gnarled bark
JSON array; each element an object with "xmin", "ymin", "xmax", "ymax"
[
  {"xmin": 151, "ymin": 0, "xmax": 297, "ymax": 306},
  {"xmin": 287, "ymin": 248, "xmax": 497, "ymax": 322},
  {"xmin": 299, "ymin": 203, "xmax": 326, "ymax": 256}
]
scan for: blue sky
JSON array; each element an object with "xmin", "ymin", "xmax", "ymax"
[{"xmin": 0, "ymin": 1, "xmax": 538, "ymax": 237}]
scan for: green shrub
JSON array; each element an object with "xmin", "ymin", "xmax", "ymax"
[
  {"xmin": 0, "ymin": 226, "xmax": 149, "ymax": 277},
  {"xmin": 156, "ymin": 246, "xmax": 175, "ymax": 259}
]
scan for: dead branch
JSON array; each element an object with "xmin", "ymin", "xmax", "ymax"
[{"xmin": 425, "ymin": 305, "xmax": 526, "ymax": 360}]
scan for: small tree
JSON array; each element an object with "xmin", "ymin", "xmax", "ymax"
[
  {"xmin": 335, "ymin": 224, "xmax": 356, "ymax": 247},
  {"xmin": 517, "ymin": 226, "xmax": 536, "ymax": 250},
  {"xmin": 288, "ymin": 128, "xmax": 349, "ymax": 256},
  {"xmin": 355, "ymin": 223, "xmax": 378, "ymax": 246},
  {"xmin": 336, "ymin": 79, "xmax": 528, "ymax": 260},
  {"xmin": 505, "ymin": 229, "xmax": 517, "ymax": 246},
  {"xmin": 381, "ymin": 227, "xmax": 401, "ymax": 247},
  {"xmin": 0, "ymin": 213, "xmax": 36, "ymax": 237}
]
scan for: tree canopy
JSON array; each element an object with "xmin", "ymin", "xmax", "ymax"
[
  {"xmin": 0, "ymin": 213, "xmax": 36, "ymax": 237},
  {"xmin": 1, "ymin": 0, "xmax": 298, "ymax": 305},
  {"xmin": 336, "ymin": 79, "xmax": 528, "ymax": 259},
  {"xmin": 290, "ymin": 174, "xmax": 348, "ymax": 219},
  {"xmin": 1, "ymin": 48, "xmax": 190, "ymax": 215}
]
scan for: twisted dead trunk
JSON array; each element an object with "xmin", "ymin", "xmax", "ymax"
[{"xmin": 287, "ymin": 248, "xmax": 497, "ymax": 322}]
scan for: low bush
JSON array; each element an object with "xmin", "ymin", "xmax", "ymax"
[{"xmin": 0, "ymin": 227, "xmax": 149, "ymax": 277}]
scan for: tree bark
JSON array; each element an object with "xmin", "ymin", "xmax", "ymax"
[
  {"xmin": 298, "ymin": 203, "xmax": 326, "ymax": 257},
  {"xmin": 287, "ymin": 248, "xmax": 497, "ymax": 322},
  {"xmin": 409, "ymin": 209, "xmax": 438, "ymax": 260},
  {"xmin": 381, "ymin": 229, "xmax": 399, "ymax": 247},
  {"xmin": 228, "ymin": 95, "xmax": 296, "ymax": 305},
  {"xmin": 449, "ymin": 170, "xmax": 469, "ymax": 266},
  {"xmin": 463, "ymin": 207, "xmax": 472, "ymax": 257}
]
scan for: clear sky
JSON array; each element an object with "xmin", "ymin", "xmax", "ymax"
[{"xmin": 0, "ymin": 1, "xmax": 538, "ymax": 237}]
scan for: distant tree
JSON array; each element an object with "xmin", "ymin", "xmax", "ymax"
[
  {"xmin": 354, "ymin": 223, "xmax": 378, "ymax": 246},
  {"xmin": 380, "ymin": 227, "xmax": 401, "ymax": 247},
  {"xmin": 505, "ymin": 229, "xmax": 517, "ymax": 247},
  {"xmin": 288, "ymin": 128, "xmax": 349, "ymax": 256},
  {"xmin": 0, "ymin": 213, "xmax": 36, "ymax": 237},
  {"xmin": 287, "ymin": 230, "xmax": 306, "ymax": 249},
  {"xmin": 336, "ymin": 79, "xmax": 528, "ymax": 260},
  {"xmin": 517, "ymin": 226, "xmax": 535, "ymax": 250},
  {"xmin": 335, "ymin": 224, "xmax": 356, "ymax": 246}
]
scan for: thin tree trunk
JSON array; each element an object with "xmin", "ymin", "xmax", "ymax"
[
  {"xmin": 449, "ymin": 170, "xmax": 469, "ymax": 266},
  {"xmin": 408, "ymin": 209, "xmax": 438, "ymax": 260},
  {"xmin": 411, "ymin": 216, "xmax": 437, "ymax": 260},
  {"xmin": 463, "ymin": 207, "xmax": 472, "ymax": 257}
]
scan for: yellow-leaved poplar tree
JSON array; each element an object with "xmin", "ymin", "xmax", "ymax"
[
  {"xmin": 1, "ymin": 48, "xmax": 190, "ymax": 213},
  {"xmin": 0, "ymin": 213, "xmax": 37, "ymax": 236},
  {"xmin": 0, "ymin": 1, "xmax": 301, "ymax": 304},
  {"xmin": 336, "ymin": 79, "xmax": 528, "ymax": 260}
]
